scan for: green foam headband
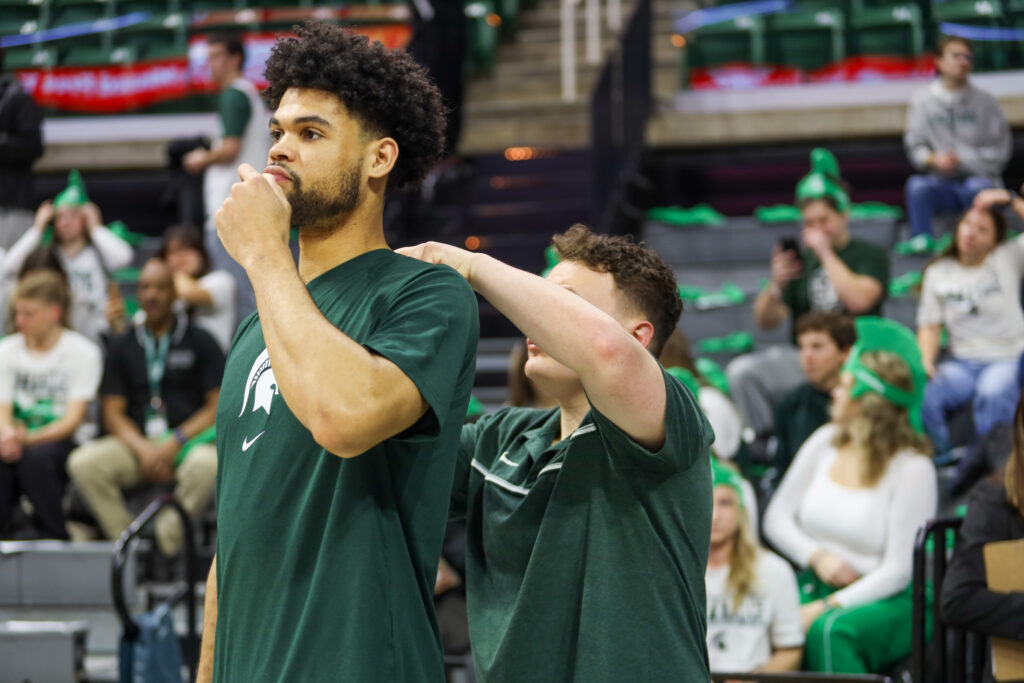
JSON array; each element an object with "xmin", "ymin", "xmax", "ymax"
[
  {"xmin": 796, "ymin": 148, "xmax": 850, "ymax": 213},
  {"xmin": 842, "ymin": 317, "xmax": 926, "ymax": 433},
  {"xmin": 711, "ymin": 457, "xmax": 746, "ymax": 509},
  {"xmin": 53, "ymin": 169, "xmax": 89, "ymax": 209}
]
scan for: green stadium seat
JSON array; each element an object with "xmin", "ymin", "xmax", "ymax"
[
  {"xmin": 49, "ymin": 0, "xmax": 113, "ymax": 27},
  {"xmin": 61, "ymin": 43, "xmax": 136, "ymax": 66},
  {"xmin": 465, "ymin": 0, "xmax": 499, "ymax": 74},
  {"xmin": 768, "ymin": 8, "xmax": 846, "ymax": 70},
  {"xmin": 0, "ymin": 3, "xmax": 44, "ymax": 39},
  {"xmin": 118, "ymin": 19, "xmax": 187, "ymax": 60},
  {"xmin": 851, "ymin": 2, "xmax": 925, "ymax": 57},
  {"xmin": 687, "ymin": 15, "xmax": 767, "ymax": 69},
  {"xmin": 4, "ymin": 45, "xmax": 58, "ymax": 69},
  {"xmin": 931, "ymin": 0, "xmax": 1009, "ymax": 70},
  {"xmin": 187, "ymin": 0, "xmax": 242, "ymax": 12}
]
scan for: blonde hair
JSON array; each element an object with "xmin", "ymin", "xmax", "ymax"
[
  {"xmin": 833, "ymin": 351, "xmax": 931, "ymax": 485},
  {"xmin": 719, "ymin": 485, "xmax": 759, "ymax": 613},
  {"xmin": 12, "ymin": 269, "xmax": 71, "ymax": 329}
]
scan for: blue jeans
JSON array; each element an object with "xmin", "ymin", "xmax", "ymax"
[
  {"xmin": 905, "ymin": 174, "xmax": 994, "ymax": 237},
  {"xmin": 922, "ymin": 357, "xmax": 1021, "ymax": 453}
]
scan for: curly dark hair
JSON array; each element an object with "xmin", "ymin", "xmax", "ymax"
[
  {"xmin": 262, "ymin": 21, "xmax": 446, "ymax": 188},
  {"xmin": 552, "ymin": 224, "xmax": 682, "ymax": 356}
]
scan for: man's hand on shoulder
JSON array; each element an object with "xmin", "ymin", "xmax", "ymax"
[
  {"xmin": 215, "ymin": 164, "xmax": 292, "ymax": 272},
  {"xmin": 396, "ymin": 242, "xmax": 478, "ymax": 282}
]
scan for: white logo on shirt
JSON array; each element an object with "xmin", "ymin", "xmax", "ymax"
[
  {"xmin": 241, "ymin": 431, "xmax": 265, "ymax": 451},
  {"xmin": 238, "ymin": 348, "xmax": 278, "ymax": 417}
]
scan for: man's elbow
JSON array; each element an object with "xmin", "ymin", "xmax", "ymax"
[{"xmin": 309, "ymin": 407, "xmax": 381, "ymax": 459}]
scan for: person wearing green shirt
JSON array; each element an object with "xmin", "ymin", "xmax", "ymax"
[
  {"xmin": 196, "ymin": 23, "xmax": 478, "ymax": 683},
  {"xmin": 401, "ymin": 225, "xmax": 714, "ymax": 682},
  {"xmin": 729, "ymin": 150, "xmax": 890, "ymax": 445},
  {"xmin": 772, "ymin": 311, "xmax": 856, "ymax": 476}
]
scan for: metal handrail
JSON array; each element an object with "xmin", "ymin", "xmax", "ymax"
[
  {"xmin": 711, "ymin": 675, "xmax": 894, "ymax": 682},
  {"xmin": 111, "ymin": 492, "xmax": 198, "ymax": 682}
]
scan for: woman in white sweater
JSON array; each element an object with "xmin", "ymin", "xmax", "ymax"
[
  {"xmin": 3, "ymin": 179, "xmax": 133, "ymax": 344},
  {"xmin": 764, "ymin": 317, "xmax": 937, "ymax": 674}
]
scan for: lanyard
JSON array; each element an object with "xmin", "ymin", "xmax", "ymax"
[{"xmin": 143, "ymin": 328, "xmax": 172, "ymax": 412}]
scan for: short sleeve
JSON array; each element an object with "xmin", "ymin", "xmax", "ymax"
[
  {"xmin": 99, "ymin": 336, "xmax": 129, "ymax": 398},
  {"xmin": 916, "ymin": 265, "xmax": 944, "ymax": 328},
  {"xmin": 855, "ymin": 244, "xmax": 890, "ymax": 290},
  {"xmin": 765, "ymin": 554, "xmax": 805, "ymax": 649},
  {"xmin": 588, "ymin": 367, "xmax": 712, "ymax": 473},
  {"xmin": 0, "ymin": 340, "xmax": 15, "ymax": 404},
  {"xmin": 219, "ymin": 88, "xmax": 251, "ymax": 138},
  {"xmin": 451, "ymin": 418, "xmax": 484, "ymax": 520},
  {"xmin": 67, "ymin": 336, "xmax": 102, "ymax": 402},
  {"xmin": 363, "ymin": 265, "xmax": 479, "ymax": 442},
  {"xmin": 192, "ymin": 328, "xmax": 226, "ymax": 394}
]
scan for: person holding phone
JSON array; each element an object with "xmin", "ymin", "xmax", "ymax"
[{"xmin": 727, "ymin": 150, "xmax": 890, "ymax": 445}]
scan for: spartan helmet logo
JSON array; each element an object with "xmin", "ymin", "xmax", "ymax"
[{"xmin": 239, "ymin": 348, "xmax": 279, "ymax": 417}]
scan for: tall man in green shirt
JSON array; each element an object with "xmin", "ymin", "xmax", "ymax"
[
  {"xmin": 401, "ymin": 225, "xmax": 714, "ymax": 682},
  {"xmin": 196, "ymin": 22, "xmax": 479, "ymax": 682}
]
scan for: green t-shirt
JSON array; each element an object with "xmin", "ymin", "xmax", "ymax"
[
  {"xmin": 453, "ymin": 369, "xmax": 713, "ymax": 682},
  {"xmin": 772, "ymin": 382, "xmax": 832, "ymax": 474},
  {"xmin": 782, "ymin": 238, "xmax": 890, "ymax": 340},
  {"xmin": 213, "ymin": 249, "xmax": 479, "ymax": 683},
  {"xmin": 218, "ymin": 86, "xmax": 251, "ymax": 138}
]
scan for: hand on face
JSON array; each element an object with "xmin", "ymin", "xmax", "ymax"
[
  {"xmin": 80, "ymin": 202, "xmax": 103, "ymax": 232},
  {"xmin": 801, "ymin": 226, "xmax": 833, "ymax": 256},
  {"xmin": 215, "ymin": 164, "xmax": 292, "ymax": 272},
  {"xmin": 396, "ymin": 242, "xmax": 477, "ymax": 282},
  {"xmin": 770, "ymin": 245, "xmax": 802, "ymax": 287}
]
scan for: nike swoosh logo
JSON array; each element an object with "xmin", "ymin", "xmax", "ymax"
[{"xmin": 241, "ymin": 431, "xmax": 265, "ymax": 452}]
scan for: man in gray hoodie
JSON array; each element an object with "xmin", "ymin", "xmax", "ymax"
[{"xmin": 904, "ymin": 36, "xmax": 1011, "ymax": 238}]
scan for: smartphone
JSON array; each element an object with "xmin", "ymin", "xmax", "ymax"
[{"xmin": 779, "ymin": 237, "xmax": 802, "ymax": 263}]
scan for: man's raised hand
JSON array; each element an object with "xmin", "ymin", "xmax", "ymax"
[
  {"xmin": 214, "ymin": 163, "xmax": 292, "ymax": 272},
  {"xmin": 396, "ymin": 242, "xmax": 478, "ymax": 282}
]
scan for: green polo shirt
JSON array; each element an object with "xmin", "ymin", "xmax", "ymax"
[
  {"xmin": 453, "ymin": 369, "xmax": 713, "ymax": 682},
  {"xmin": 782, "ymin": 238, "xmax": 890, "ymax": 341},
  {"xmin": 213, "ymin": 249, "xmax": 478, "ymax": 682}
]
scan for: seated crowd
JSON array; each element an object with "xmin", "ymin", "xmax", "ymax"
[{"xmin": 1, "ymin": 35, "xmax": 1022, "ymax": 678}]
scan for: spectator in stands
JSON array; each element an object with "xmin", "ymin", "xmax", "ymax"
[
  {"xmin": 404, "ymin": 225, "xmax": 713, "ymax": 681},
  {"xmin": 67, "ymin": 258, "xmax": 222, "ymax": 556},
  {"xmin": 0, "ymin": 47, "xmax": 44, "ymax": 252},
  {"xmin": 157, "ymin": 224, "xmax": 237, "ymax": 353},
  {"xmin": 661, "ymin": 329, "xmax": 744, "ymax": 461},
  {"xmin": 3, "ymin": 171, "xmax": 134, "ymax": 344},
  {"xmin": 2, "ymin": 247, "xmax": 67, "ymax": 333},
  {"xmin": 917, "ymin": 203, "xmax": 1024, "ymax": 457},
  {"xmin": 0, "ymin": 270, "xmax": 101, "ymax": 540},
  {"xmin": 941, "ymin": 395, "xmax": 1024, "ymax": 673},
  {"xmin": 904, "ymin": 36, "xmax": 1011, "ymax": 238},
  {"xmin": 729, "ymin": 151, "xmax": 889, "ymax": 443},
  {"xmin": 183, "ymin": 32, "xmax": 269, "ymax": 323},
  {"xmin": 706, "ymin": 459, "xmax": 803, "ymax": 674},
  {"xmin": 773, "ymin": 312, "xmax": 856, "ymax": 475},
  {"xmin": 764, "ymin": 318, "xmax": 936, "ymax": 674}
]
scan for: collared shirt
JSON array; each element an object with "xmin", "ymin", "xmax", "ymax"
[{"xmin": 453, "ymin": 368, "xmax": 714, "ymax": 682}]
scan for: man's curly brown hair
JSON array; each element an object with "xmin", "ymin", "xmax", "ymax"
[
  {"xmin": 551, "ymin": 224, "xmax": 682, "ymax": 355},
  {"xmin": 262, "ymin": 21, "xmax": 446, "ymax": 188}
]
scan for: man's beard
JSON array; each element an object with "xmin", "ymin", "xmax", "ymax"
[{"xmin": 284, "ymin": 161, "xmax": 362, "ymax": 234}]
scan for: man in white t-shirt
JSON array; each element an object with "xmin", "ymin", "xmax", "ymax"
[
  {"xmin": 706, "ymin": 461, "xmax": 804, "ymax": 674},
  {"xmin": 184, "ymin": 33, "xmax": 269, "ymax": 322},
  {"xmin": 0, "ymin": 270, "xmax": 102, "ymax": 539}
]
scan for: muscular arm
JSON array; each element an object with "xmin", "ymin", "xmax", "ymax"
[
  {"xmin": 817, "ymin": 249, "xmax": 884, "ymax": 314},
  {"xmin": 196, "ymin": 555, "xmax": 217, "ymax": 683},
  {"xmin": 753, "ymin": 285, "xmax": 790, "ymax": 330}
]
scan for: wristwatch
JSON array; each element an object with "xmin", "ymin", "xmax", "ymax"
[{"xmin": 173, "ymin": 427, "xmax": 188, "ymax": 446}]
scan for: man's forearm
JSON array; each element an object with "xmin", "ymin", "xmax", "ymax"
[
  {"xmin": 753, "ymin": 286, "xmax": 788, "ymax": 330},
  {"xmin": 917, "ymin": 325, "xmax": 942, "ymax": 369},
  {"xmin": 818, "ymin": 250, "xmax": 881, "ymax": 313},
  {"xmin": 176, "ymin": 400, "xmax": 218, "ymax": 441},
  {"xmin": 196, "ymin": 556, "xmax": 217, "ymax": 683},
  {"xmin": 105, "ymin": 412, "xmax": 149, "ymax": 456}
]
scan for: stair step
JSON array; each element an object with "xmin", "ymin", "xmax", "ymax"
[
  {"xmin": 0, "ymin": 540, "xmax": 139, "ymax": 607},
  {"xmin": 0, "ymin": 620, "xmax": 88, "ymax": 683}
]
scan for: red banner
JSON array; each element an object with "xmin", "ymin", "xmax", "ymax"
[
  {"xmin": 15, "ymin": 24, "xmax": 412, "ymax": 113},
  {"xmin": 689, "ymin": 55, "xmax": 935, "ymax": 90},
  {"xmin": 689, "ymin": 63, "xmax": 802, "ymax": 90}
]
